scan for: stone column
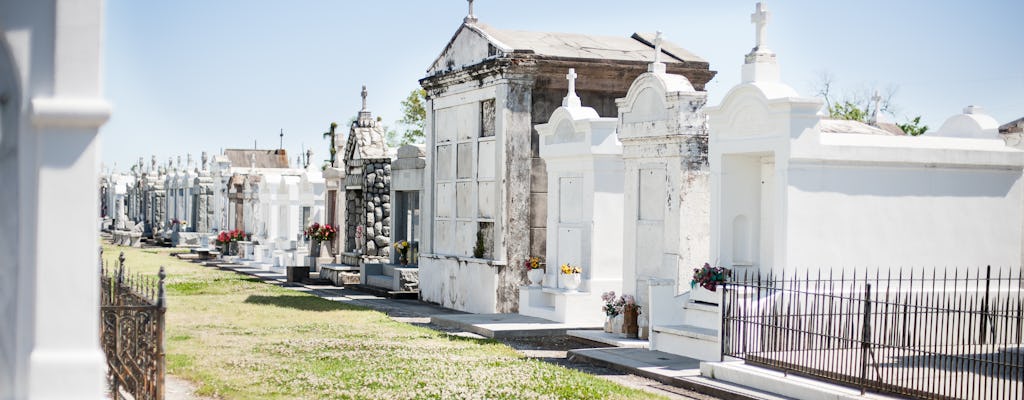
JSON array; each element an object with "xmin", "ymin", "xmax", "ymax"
[{"xmin": 21, "ymin": 0, "xmax": 110, "ymax": 397}]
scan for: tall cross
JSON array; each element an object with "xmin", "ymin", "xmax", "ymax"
[
  {"xmin": 361, "ymin": 85, "xmax": 368, "ymax": 111},
  {"xmin": 653, "ymin": 31, "xmax": 664, "ymax": 65},
  {"xmin": 279, "ymin": 128, "xmax": 284, "ymax": 150},
  {"xmin": 751, "ymin": 2, "xmax": 770, "ymax": 50},
  {"xmin": 870, "ymin": 90, "xmax": 882, "ymax": 123},
  {"xmin": 562, "ymin": 68, "xmax": 581, "ymax": 107},
  {"xmin": 464, "ymin": 0, "xmax": 478, "ymax": 23},
  {"xmin": 566, "ymin": 68, "xmax": 577, "ymax": 96}
]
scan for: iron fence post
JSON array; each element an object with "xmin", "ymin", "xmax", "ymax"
[
  {"xmin": 861, "ymin": 283, "xmax": 872, "ymax": 395},
  {"xmin": 720, "ymin": 282, "xmax": 727, "ymax": 362},
  {"xmin": 981, "ymin": 265, "xmax": 991, "ymax": 344}
]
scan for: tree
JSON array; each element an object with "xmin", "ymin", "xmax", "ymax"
[
  {"xmin": 898, "ymin": 116, "xmax": 928, "ymax": 136},
  {"xmin": 396, "ymin": 89, "xmax": 426, "ymax": 145},
  {"xmin": 322, "ymin": 122, "xmax": 338, "ymax": 167},
  {"xmin": 812, "ymin": 72, "xmax": 927, "ymax": 135}
]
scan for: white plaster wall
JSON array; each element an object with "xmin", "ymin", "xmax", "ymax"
[
  {"xmin": 418, "ymin": 256, "xmax": 499, "ymax": 314},
  {"xmin": 785, "ymin": 162, "xmax": 1024, "ymax": 270}
]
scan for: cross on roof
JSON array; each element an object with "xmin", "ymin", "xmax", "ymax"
[
  {"xmin": 464, "ymin": 0, "xmax": 478, "ymax": 24},
  {"xmin": 870, "ymin": 90, "xmax": 883, "ymax": 123},
  {"xmin": 361, "ymin": 85, "xmax": 367, "ymax": 111},
  {"xmin": 653, "ymin": 31, "xmax": 663, "ymax": 65},
  {"xmin": 751, "ymin": 2, "xmax": 770, "ymax": 50},
  {"xmin": 562, "ymin": 68, "xmax": 581, "ymax": 108}
]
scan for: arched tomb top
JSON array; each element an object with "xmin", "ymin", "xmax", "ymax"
[{"xmin": 934, "ymin": 106, "xmax": 1000, "ymax": 139}]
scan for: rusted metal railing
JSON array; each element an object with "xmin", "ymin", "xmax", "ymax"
[{"xmin": 100, "ymin": 251, "xmax": 166, "ymax": 400}]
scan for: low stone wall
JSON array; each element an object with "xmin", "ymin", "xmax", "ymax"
[{"xmin": 419, "ymin": 255, "xmax": 502, "ymax": 314}]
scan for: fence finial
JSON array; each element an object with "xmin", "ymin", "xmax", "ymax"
[{"xmin": 157, "ymin": 266, "xmax": 166, "ymax": 308}]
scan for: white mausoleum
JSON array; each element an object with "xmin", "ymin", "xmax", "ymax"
[{"xmin": 519, "ymin": 69, "xmax": 625, "ymax": 325}]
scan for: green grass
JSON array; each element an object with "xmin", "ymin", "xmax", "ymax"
[{"xmin": 102, "ymin": 244, "xmax": 665, "ymax": 400}]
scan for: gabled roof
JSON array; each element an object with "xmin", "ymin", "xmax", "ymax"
[
  {"xmin": 427, "ymin": 22, "xmax": 706, "ymax": 76},
  {"xmin": 1001, "ymin": 117, "xmax": 1024, "ymax": 134}
]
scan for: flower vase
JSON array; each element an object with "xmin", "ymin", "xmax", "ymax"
[
  {"xmin": 527, "ymin": 268, "xmax": 544, "ymax": 287},
  {"xmin": 623, "ymin": 306, "xmax": 639, "ymax": 339},
  {"xmin": 604, "ymin": 316, "xmax": 613, "ymax": 333},
  {"xmin": 560, "ymin": 273, "xmax": 581, "ymax": 292},
  {"xmin": 310, "ymin": 239, "xmax": 321, "ymax": 258}
]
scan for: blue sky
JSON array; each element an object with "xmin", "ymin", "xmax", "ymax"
[{"xmin": 100, "ymin": 0, "xmax": 1024, "ymax": 171}]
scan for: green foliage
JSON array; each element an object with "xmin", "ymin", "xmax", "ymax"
[
  {"xmin": 322, "ymin": 122, "xmax": 339, "ymax": 167},
  {"xmin": 828, "ymin": 101, "xmax": 869, "ymax": 123},
  {"xmin": 397, "ymin": 88, "xmax": 426, "ymax": 145},
  {"xmin": 898, "ymin": 116, "xmax": 928, "ymax": 136},
  {"xmin": 473, "ymin": 229, "xmax": 486, "ymax": 258}
]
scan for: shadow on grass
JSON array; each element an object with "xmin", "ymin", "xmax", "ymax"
[{"xmin": 243, "ymin": 294, "xmax": 366, "ymax": 312}]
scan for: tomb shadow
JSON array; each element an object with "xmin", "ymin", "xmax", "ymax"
[{"xmin": 243, "ymin": 294, "xmax": 366, "ymax": 312}]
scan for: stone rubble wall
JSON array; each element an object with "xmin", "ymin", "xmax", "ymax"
[{"xmin": 355, "ymin": 158, "xmax": 391, "ymax": 257}]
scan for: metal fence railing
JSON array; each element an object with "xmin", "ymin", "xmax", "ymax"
[
  {"xmin": 100, "ymin": 252, "xmax": 166, "ymax": 400},
  {"xmin": 722, "ymin": 267, "xmax": 1023, "ymax": 400}
]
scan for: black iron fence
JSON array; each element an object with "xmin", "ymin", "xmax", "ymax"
[
  {"xmin": 100, "ymin": 252, "xmax": 166, "ymax": 400},
  {"xmin": 722, "ymin": 267, "xmax": 1023, "ymax": 400}
]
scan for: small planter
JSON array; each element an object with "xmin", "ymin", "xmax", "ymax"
[
  {"xmin": 623, "ymin": 306, "xmax": 639, "ymax": 338},
  {"xmin": 527, "ymin": 269, "xmax": 544, "ymax": 287},
  {"xmin": 690, "ymin": 285, "xmax": 722, "ymax": 305},
  {"xmin": 559, "ymin": 273, "xmax": 581, "ymax": 292}
]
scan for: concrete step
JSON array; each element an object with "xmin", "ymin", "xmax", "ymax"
[
  {"xmin": 651, "ymin": 324, "xmax": 721, "ymax": 361},
  {"xmin": 365, "ymin": 274, "xmax": 393, "ymax": 289}
]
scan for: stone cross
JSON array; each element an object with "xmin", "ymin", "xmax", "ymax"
[
  {"xmin": 751, "ymin": 2, "xmax": 770, "ymax": 50},
  {"xmin": 464, "ymin": 0, "xmax": 478, "ymax": 24},
  {"xmin": 361, "ymin": 85, "xmax": 368, "ymax": 111},
  {"xmin": 187, "ymin": 153, "xmax": 193, "ymax": 169},
  {"xmin": 176, "ymin": 155, "xmax": 182, "ymax": 170},
  {"xmin": 201, "ymin": 151, "xmax": 208, "ymax": 171},
  {"xmin": 870, "ymin": 90, "xmax": 882, "ymax": 123},
  {"xmin": 562, "ymin": 68, "xmax": 581, "ymax": 107},
  {"xmin": 151, "ymin": 155, "xmax": 157, "ymax": 172},
  {"xmin": 653, "ymin": 31, "xmax": 663, "ymax": 65}
]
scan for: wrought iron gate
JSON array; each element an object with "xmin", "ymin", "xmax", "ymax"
[{"xmin": 100, "ymin": 252, "xmax": 166, "ymax": 400}]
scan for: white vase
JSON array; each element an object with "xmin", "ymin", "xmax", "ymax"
[
  {"xmin": 527, "ymin": 268, "xmax": 544, "ymax": 287},
  {"xmin": 560, "ymin": 273, "xmax": 581, "ymax": 292},
  {"xmin": 612, "ymin": 314, "xmax": 624, "ymax": 334}
]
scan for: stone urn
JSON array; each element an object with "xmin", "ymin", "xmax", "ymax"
[
  {"xmin": 623, "ymin": 306, "xmax": 639, "ymax": 338},
  {"xmin": 527, "ymin": 268, "xmax": 544, "ymax": 287},
  {"xmin": 559, "ymin": 273, "xmax": 581, "ymax": 292}
]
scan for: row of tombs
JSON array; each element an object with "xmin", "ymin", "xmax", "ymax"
[{"xmin": 101, "ymin": 3, "xmax": 1024, "ymax": 362}]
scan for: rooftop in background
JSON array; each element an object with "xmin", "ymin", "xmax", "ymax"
[{"xmin": 223, "ymin": 149, "xmax": 290, "ymax": 169}]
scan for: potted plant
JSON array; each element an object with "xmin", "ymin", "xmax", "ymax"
[
  {"xmin": 393, "ymin": 240, "xmax": 410, "ymax": 265},
  {"xmin": 559, "ymin": 263, "xmax": 582, "ymax": 292},
  {"xmin": 690, "ymin": 262, "xmax": 731, "ymax": 304},
  {"xmin": 600, "ymin": 291, "xmax": 619, "ymax": 333},
  {"xmin": 601, "ymin": 292, "xmax": 640, "ymax": 337},
  {"xmin": 523, "ymin": 256, "xmax": 544, "ymax": 287},
  {"xmin": 304, "ymin": 223, "xmax": 337, "ymax": 258}
]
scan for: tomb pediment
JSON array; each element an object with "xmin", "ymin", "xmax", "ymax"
[
  {"xmin": 536, "ymin": 103, "xmax": 619, "ymax": 158},
  {"xmin": 709, "ymin": 83, "xmax": 822, "ymax": 140},
  {"xmin": 427, "ymin": 24, "xmax": 509, "ymax": 76},
  {"xmin": 616, "ymin": 72, "xmax": 704, "ymax": 140}
]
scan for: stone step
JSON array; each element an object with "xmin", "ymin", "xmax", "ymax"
[
  {"xmin": 365, "ymin": 274, "xmax": 392, "ymax": 289},
  {"xmin": 650, "ymin": 324, "xmax": 721, "ymax": 361}
]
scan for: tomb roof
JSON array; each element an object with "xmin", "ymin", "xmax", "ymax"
[
  {"xmin": 999, "ymin": 117, "xmax": 1024, "ymax": 134},
  {"xmin": 819, "ymin": 119, "xmax": 904, "ymax": 136},
  {"xmin": 481, "ymin": 26, "xmax": 705, "ymax": 63},
  {"xmin": 427, "ymin": 22, "xmax": 707, "ymax": 76},
  {"xmin": 223, "ymin": 149, "xmax": 290, "ymax": 169}
]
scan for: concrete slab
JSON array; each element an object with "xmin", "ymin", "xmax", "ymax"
[
  {"xmin": 568, "ymin": 348, "xmax": 786, "ymax": 400},
  {"xmin": 429, "ymin": 313, "xmax": 601, "ymax": 338},
  {"xmin": 702, "ymin": 361, "xmax": 900, "ymax": 400},
  {"xmin": 567, "ymin": 330, "xmax": 649, "ymax": 349}
]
